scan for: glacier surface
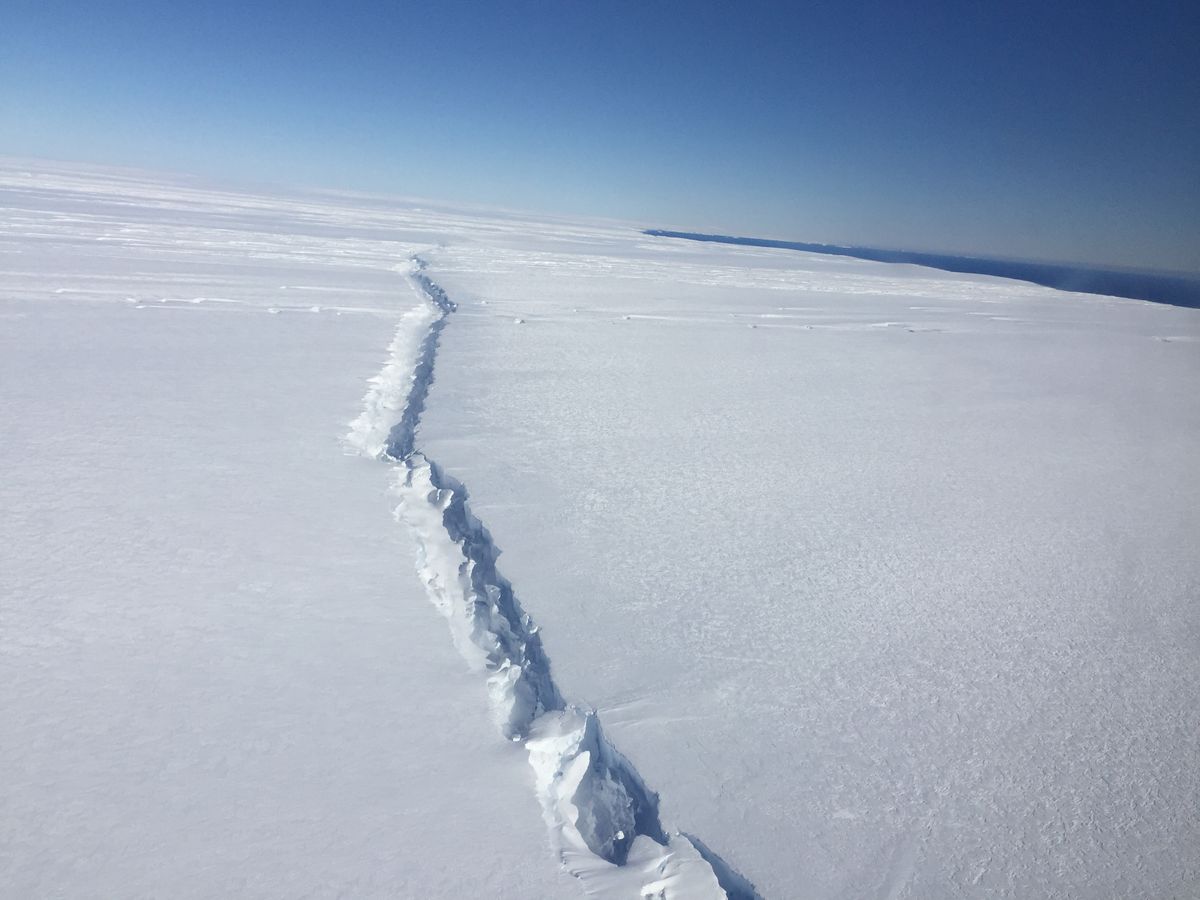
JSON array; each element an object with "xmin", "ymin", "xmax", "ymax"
[{"xmin": 4, "ymin": 160, "xmax": 1200, "ymax": 898}]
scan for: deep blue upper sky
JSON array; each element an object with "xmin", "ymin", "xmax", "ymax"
[{"xmin": 3, "ymin": 0, "xmax": 1198, "ymax": 271}]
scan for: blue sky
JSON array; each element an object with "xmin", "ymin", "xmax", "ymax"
[{"xmin": 3, "ymin": 0, "xmax": 1198, "ymax": 271}]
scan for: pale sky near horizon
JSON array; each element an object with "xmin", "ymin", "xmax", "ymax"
[{"xmin": 3, "ymin": 0, "xmax": 1198, "ymax": 272}]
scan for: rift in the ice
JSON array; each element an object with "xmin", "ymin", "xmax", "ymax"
[
  {"xmin": 370, "ymin": 256, "xmax": 761, "ymax": 896},
  {"xmin": 382, "ymin": 262, "xmax": 455, "ymax": 460},
  {"xmin": 407, "ymin": 455, "xmax": 564, "ymax": 732}
]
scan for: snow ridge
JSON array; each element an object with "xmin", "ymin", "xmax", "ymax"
[{"xmin": 349, "ymin": 257, "xmax": 761, "ymax": 898}]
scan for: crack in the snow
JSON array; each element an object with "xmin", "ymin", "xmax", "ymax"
[{"xmin": 348, "ymin": 255, "xmax": 762, "ymax": 899}]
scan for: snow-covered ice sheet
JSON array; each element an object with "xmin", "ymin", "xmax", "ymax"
[
  {"xmin": 0, "ymin": 163, "xmax": 574, "ymax": 898},
  {"xmin": 4, "ymin": 159, "xmax": 1200, "ymax": 898},
  {"xmin": 417, "ymin": 239, "xmax": 1200, "ymax": 898}
]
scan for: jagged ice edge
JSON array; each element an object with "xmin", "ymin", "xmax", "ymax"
[{"xmin": 346, "ymin": 255, "xmax": 758, "ymax": 898}]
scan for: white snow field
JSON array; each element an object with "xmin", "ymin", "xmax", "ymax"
[
  {"xmin": 4, "ymin": 161, "xmax": 1200, "ymax": 899},
  {"xmin": 0, "ymin": 163, "xmax": 575, "ymax": 899}
]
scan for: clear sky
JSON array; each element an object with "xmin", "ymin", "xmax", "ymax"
[{"xmin": 3, "ymin": 0, "xmax": 1198, "ymax": 272}]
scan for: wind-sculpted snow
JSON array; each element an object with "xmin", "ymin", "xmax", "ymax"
[{"xmin": 348, "ymin": 258, "xmax": 758, "ymax": 898}]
